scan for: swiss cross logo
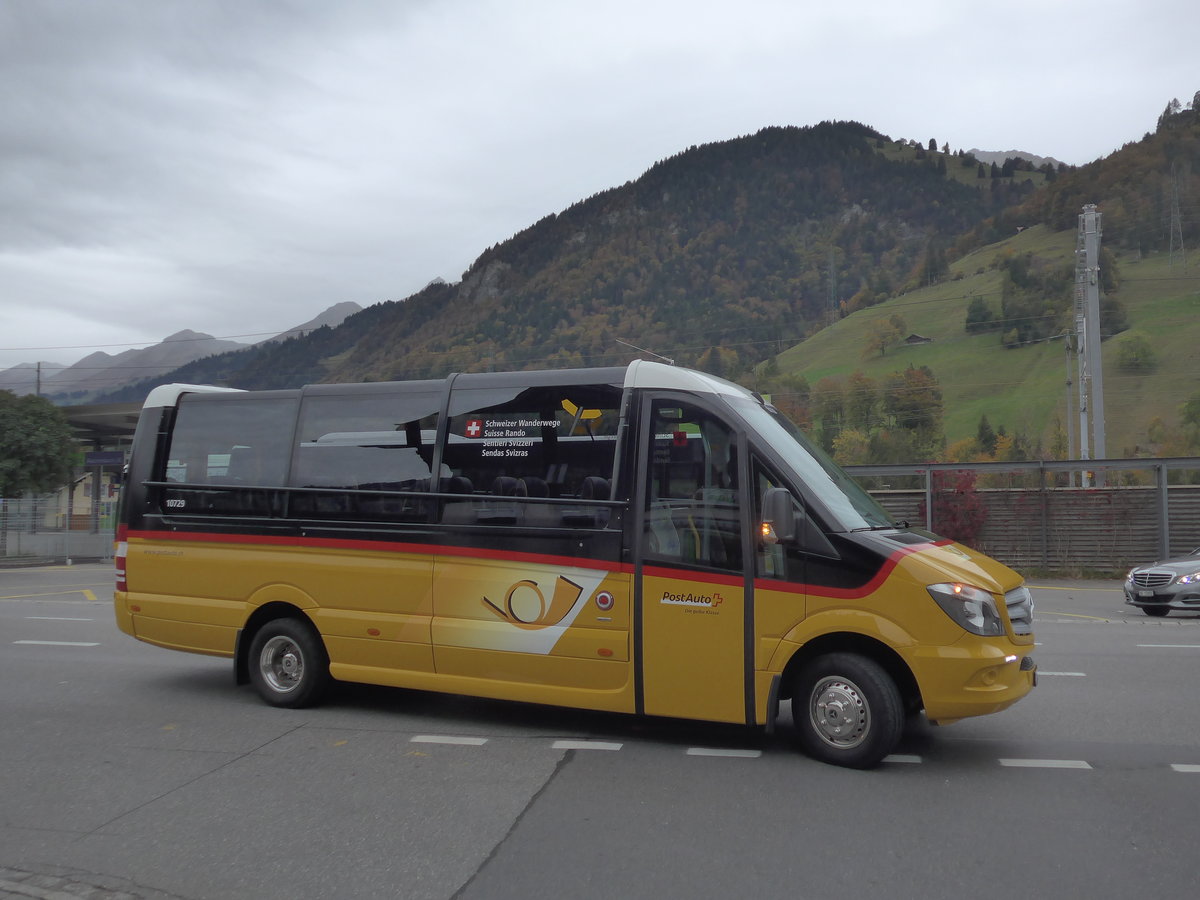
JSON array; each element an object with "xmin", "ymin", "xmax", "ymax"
[{"xmin": 465, "ymin": 419, "xmax": 483, "ymax": 438}]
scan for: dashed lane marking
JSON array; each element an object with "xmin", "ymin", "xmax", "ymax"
[
  {"xmin": 1137, "ymin": 644, "xmax": 1200, "ymax": 649},
  {"xmin": 12, "ymin": 640, "xmax": 100, "ymax": 647},
  {"xmin": 1039, "ymin": 671, "xmax": 1087, "ymax": 676},
  {"xmin": 552, "ymin": 740, "xmax": 623, "ymax": 751},
  {"xmin": 1170, "ymin": 764, "xmax": 1200, "ymax": 773},
  {"xmin": 999, "ymin": 758, "xmax": 1092, "ymax": 769},
  {"xmin": 410, "ymin": 735, "xmax": 489, "ymax": 746},
  {"xmin": 685, "ymin": 747, "xmax": 762, "ymax": 758}
]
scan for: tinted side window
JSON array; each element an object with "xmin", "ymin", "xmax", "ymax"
[
  {"xmin": 288, "ymin": 388, "xmax": 441, "ymax": 522},
  {"xmin": 440, "ymin": 382, "xmax": 623, "ymax": 527}
]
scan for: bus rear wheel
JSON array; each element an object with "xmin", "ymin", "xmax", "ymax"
[
  {"xmin": 248, "ymin": 617, "xmax": 330, "ymax": 709},
  {"xmin": 793, "ymin": 652, "xmax": 903, "ymax": 769}
]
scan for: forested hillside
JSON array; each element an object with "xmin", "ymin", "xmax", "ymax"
[
  {"xmin": 754, "ymin": 98, "xmax": 1200, "ymax": 464},
  {"xmin": 96, "ymin": 102, "xmax": 1200, "ymax": 463},
  {"xmin": 330, "ymin": 122, "xmax": 1030, "ymax": 381},
  {"xmin": 100, "ymin": 121, "xmax": 1037, "ymax": 397}
]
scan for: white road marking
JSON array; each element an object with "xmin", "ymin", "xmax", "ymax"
[
  {"xmin": 1170, "ymin": 764, "xmax": 1200, "ymax": 773},
  {"xmin": 409, "ymin": 735, "xmax": 488, "ymax": 746},
  {"xmin": 13, "ymin": 640, "xmax": 100, "ymax": 647},
  {"xmin": 999, "ymin": 758, "xmax": 1092, "ymax": 769},
  {"xmin": 25, "ymin": 616, "xmax": 93, "ymax": 621},
  {"xmin": 552, "ymin": 740, "xmax": 623, "ymax": 751},
  {"xmin": 1137, "ymin": 644, "xmax": 1200, "ymax": 649},
  {"xmin": 1039, "ymin": 671, "xmax": 1087, "ymax": 677},
  {"xmin": 685, "ymin": 747, "xmax": 762, "ymax": 758},
  {"xmin": 884, "ymin": 754, "xmax": 923, "ymax": 764}
]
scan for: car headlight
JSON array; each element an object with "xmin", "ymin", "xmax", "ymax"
[
  {"xmin": 1178, "ymin": 571, "xmax": 1200, "ymax": 585},
  {"xmin": 927, "ymin": 582, "xmax": 1004, "ymax": 636},
  {"xmin": 1125, "ymin": 569, "xmax": 1137, "ymax": 583}
]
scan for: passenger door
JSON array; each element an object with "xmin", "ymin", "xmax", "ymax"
[{"xmin": 636, "ymin": 395, "xmax": 752, "ymax": 725}]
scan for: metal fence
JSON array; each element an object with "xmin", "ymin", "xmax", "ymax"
[
  {"xmin": 846, "ymin": 457, "xmax": 1200, "ymax": 574},
  {"xmin": 5, "ymin": 456, "xmax": 1199, "ymax": 573},
  {"xmin": 0, "ymin": 493, "xmax": 117, "ymax": 564}
]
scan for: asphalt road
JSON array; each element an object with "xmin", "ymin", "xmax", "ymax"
[{"xmin": 2, "ymin": 564, "xmax": 1199, "ymax": 900}]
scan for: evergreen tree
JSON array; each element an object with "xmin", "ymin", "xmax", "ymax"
[{"xmin": 976, "ymin": 414, "xmax": 998, "ymax": 456}]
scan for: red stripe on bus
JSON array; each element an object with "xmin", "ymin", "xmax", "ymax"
[
  {"xmin": 126, "ymin": 528, "xmax": 635, "ymax": 575},
  {"xmin": 754, "ymin": 539, "xmax": 953, "ymax": 600}
]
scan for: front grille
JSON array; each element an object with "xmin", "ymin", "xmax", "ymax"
[
  {"xmin": 1131, "ymin": 570, "xmax": 1175, "ymax": 589},
  {"xmin": 1005, "ymin": 585, "xmax": 1035, "ymax": 635}
]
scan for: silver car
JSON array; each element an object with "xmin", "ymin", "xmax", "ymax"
[{"xmin": 1124, "ymin": 548, "xmax": 1200, "ymax": 617}]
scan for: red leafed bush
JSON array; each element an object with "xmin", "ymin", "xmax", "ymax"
[{"xmin": 920, "ymin": 469, "xmax": 988, "ymax": 548}]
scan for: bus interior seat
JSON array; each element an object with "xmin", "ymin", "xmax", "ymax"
[{"xmin": 562, "ymin": 476, "xmax": 610, "ymax": 528}]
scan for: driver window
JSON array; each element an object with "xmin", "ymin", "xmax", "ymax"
[
  {"xmin": 753, "ymin": 458, "xmax": 826, "ymax": 583},
  {"xmin": 643, "ymin": 400, "xmax": 742, "ymax": 572}
]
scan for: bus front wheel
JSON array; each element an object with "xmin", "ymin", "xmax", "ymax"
[
  {"xmin": 793, "ymin": 652, "xmax": 903, "ymax": 769},
  {"xmin": 248, "ymin": 617, "xmax": 330, "ymax": 709}
]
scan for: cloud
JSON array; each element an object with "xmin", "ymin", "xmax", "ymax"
[{"xmin": 1, "ymin": 0, "xmax": 1196, "ymax": 369}]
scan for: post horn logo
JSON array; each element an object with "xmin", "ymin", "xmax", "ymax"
[{"xmin": 483, "ymin": 576, "xmax": 584, "ymax": 630}]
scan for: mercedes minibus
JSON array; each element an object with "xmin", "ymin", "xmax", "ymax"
[{"xmin": 114, "ymin": 360, "xmax": 1035, "ymax": 768}]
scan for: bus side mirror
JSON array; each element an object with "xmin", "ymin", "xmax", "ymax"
[{"xmin": 760, "ymin": 487, "xmax": 797, "ymax": 545}]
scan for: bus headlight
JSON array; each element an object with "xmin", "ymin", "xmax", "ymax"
[{"xmin": 927, "ymin": 583, "xmax": 1004, "ymax": 636}]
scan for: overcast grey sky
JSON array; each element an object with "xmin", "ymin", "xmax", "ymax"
[{"xmin": 1, "ymin": 0, "xmax": 1196, "ymax": 370}]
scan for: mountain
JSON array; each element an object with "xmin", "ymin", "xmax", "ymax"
[
  {"xmin": 1, "ymin": 303, "xmax": 363, "ymax": 402},
  {"xmin": 767, "ymin": 101, "xmax": 1200, "ymax": 457},
  {"xmin": 255, "ymin": 301, "xmax": 362, "ymax": 345},
  {"xmin": 969, "ymin": 149, "xmax": 1065, "ymax": 170},
  {"xmin": 117, "ymin": 121, "xmax": 1034, "ymax": 397},
  {"xmin": 93, "ymin": 102, "xmax": 1200, "ymax": 457},
  {"xmin": 38, "ymin": 330, "xmax": 248, "ymax": 402},
  {"xmin": 0, "ymin": 361, "xmax": 69, "ymax": 395}
]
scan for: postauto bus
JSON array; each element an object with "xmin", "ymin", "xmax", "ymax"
[{"xmin": 114, "ymin": 361, "xmax": 1035, "ymax": 768}]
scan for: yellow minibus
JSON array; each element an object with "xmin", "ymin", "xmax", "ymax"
[{"xmin": 114, "ymin": 361, "xmax": 1035, "ymax": 767}]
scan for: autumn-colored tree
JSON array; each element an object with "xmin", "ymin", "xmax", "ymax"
[
  {"xmin": 812, "ymin": 376, "xmax": 845, "ymax": 452},
  {"xmin": 832, "ymin": 428, "xmax": 871, "ymax": 465},
  {"xmin": 845, "ymin": 371, "xmax": 878, "ymax": 430},
  {"xmin": 862, "ymin": 314, "xmax": 907, "ymax": 359}
]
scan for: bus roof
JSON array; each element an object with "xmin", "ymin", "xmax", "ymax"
[{"xmin": 141, "ymin": 360, "xmax": 756, "ymax": 410}]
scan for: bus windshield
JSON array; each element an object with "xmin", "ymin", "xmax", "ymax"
[{"xmin": 727, "ymin": 396, "xmax": 896, "ymax": 532}]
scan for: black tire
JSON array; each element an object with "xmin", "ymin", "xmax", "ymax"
[
  {"xmin": 793, "ymin": 652, "xmax": 904, "ymax": 769},
  {"xmin": 247, "ymin": 617, "xmax": 331, "ymax": 709},
  {"xmin": 1142, "ymin": 606, "xmax": 1170, "ymax": 617}
]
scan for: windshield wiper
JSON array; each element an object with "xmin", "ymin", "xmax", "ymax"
[{"xmin": 851, "ymin": 522, "xmax": 905, "ymax": 532}]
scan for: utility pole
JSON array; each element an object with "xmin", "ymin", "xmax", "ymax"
[
  {"xmin": 1074, "ymin": 204, "xmax": 1106, "ymax": 486},
  {"xmin": 826, "ymin": 245, "xmax": 838, "ymax": 325},
  {"xmin": 1064, "ymin": 336, "xmax": 1075, "ymax": 487},
  {"xmin": 1169, "ymin": 163, "xmax": 1187, "ymax": 271}
]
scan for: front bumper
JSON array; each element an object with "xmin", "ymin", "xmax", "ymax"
[
  {"xmin": 1123, "ymin": 586, "xmax": 1200, "ymax": 611},
  {"xmin": 909, "ymin": 635, "xmax": 1037, "ymax": 725}
]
